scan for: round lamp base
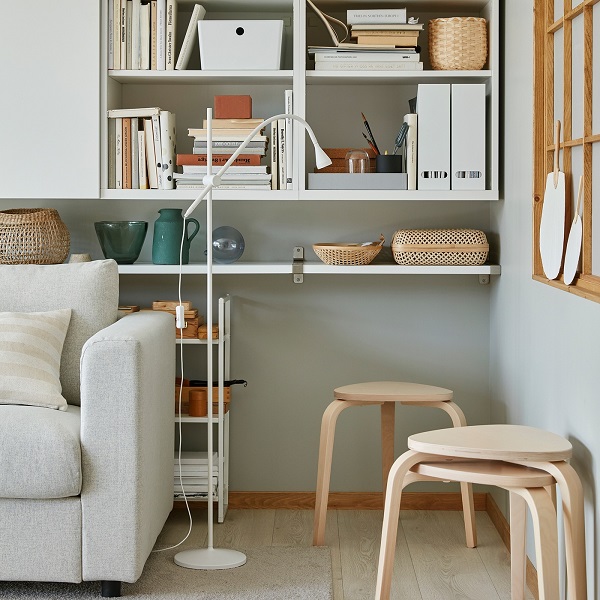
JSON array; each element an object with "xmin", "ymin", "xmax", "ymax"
[{"xmin": 174, "ymin": 548, "xmax": 247, "ymax": 570}]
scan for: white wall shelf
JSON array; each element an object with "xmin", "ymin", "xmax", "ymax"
[
  {"xmin": 108, "ymin": 70, "xmax": 294, "ymax": 85},
  {"xmin": 305, "ymin": 70, "xmax": 492, "ymax": 86},
  {"xmin": 119, "ymin": 262, "xmax": 501, "ymax": 276}
]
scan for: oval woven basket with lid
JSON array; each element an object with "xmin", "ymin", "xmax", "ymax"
[
  {"xmin": 0, "ymin": 208, "xmax": 70, "ymax": 265},
  {"xmin": 313, "ymin": 235, "xmax": 385, "ymax": 266},
  {"xmin": 391, "ymin": 229, "xmax": 488, "ymax": 266},
  {"xmin": 428, "ymin": 17, "xmax": 488, "ymax": 71}
]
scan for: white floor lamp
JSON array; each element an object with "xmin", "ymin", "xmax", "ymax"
[{"xmin": 174, "ymin": 108, "xmax": 331, "ymax": 571}]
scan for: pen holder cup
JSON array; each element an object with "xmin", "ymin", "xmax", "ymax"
[{"xmin": 376, "ymin": 155, "xmax": 404, "ymax": 173}]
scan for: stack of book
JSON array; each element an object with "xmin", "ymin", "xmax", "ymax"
[
  {"xmin": 107, "ymin": 106, "xmax": 175, "ymax": 189},
  {"xmin": 108, "ymin": 1, "xmax": 206, "ymax": 71},
  {"xmin": 309, "ymin": 8, "xmax": 423, "ymax": 71},
  {"xmin": 175, "ymin": 118, "xmax": 272, "ymax": 190},
  {"xmin": 173, "ymin": 451, "xmax": 218, "ymax": 499}
]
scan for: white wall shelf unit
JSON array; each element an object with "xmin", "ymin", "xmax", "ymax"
[
  {"xmin": 119, "ymin": 263, "xmax": 501, "ymax": 277},
  {"xmin": 108, "ymin": 70, "xmax": 294, "ymax": 85}
]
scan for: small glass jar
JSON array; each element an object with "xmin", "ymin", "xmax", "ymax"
[{"xmin": 345, "ymin": 149, "xmax": 370, "ymax": 174}]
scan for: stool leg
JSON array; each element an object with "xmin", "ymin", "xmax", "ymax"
[
  {"xmin": 516, "ymin": 487, "xmax": 560, "ymax": 600},
  {"xmin": 313, "ymin": 400, "xmax": 355, "ymax": 546},
  {"xmin": 510, "ymin": 491, "xmax": 528, "ymax": 600},
  {"xmin": 375, "ymin": 450, "xmax": 428, "ymax": 600},
  {"xmin": 431, "ymin": 400, "xmax": 477, "ymax": 548},
  {"xmin": 381, "ymin": 402, "xmax": 395, "ymax": 497}
]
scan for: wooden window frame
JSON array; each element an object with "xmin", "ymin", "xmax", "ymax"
[{"xmin": 533, "ymin": 0, "xmax": 600, "ymax": 301}]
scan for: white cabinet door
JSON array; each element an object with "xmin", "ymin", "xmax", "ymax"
[{"xmin": 0, "ymin": 1, "xmax": 100, "ymax": 199}]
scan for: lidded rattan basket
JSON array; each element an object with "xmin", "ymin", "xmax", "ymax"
[
  {"xmin": 0, "ymin": 208, "xmax": 70, "ymax": 265},
  {"xmin": 313, "ymin": 235, "xmax": 384, "ymax": 266},
  {"xmin": 391, "ymin": 229, "xmax": 488, "ymax": 266},
  {"xmin": 428, "ymin": 17, "xmax": 488, "ymax": 70}
]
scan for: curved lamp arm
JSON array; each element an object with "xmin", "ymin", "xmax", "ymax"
[{"xmin": 183, "ymin": 113, "xmax": 331, "ymax": 218}]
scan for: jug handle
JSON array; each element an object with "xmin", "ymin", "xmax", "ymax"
[{"xmin": 186, "ymin": 218, "xmax": 200, "ymax": 242}]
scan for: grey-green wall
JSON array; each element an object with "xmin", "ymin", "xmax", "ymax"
[{"xmin": 491, "ymin": 0, "xmax": 597, "ymax": 593}]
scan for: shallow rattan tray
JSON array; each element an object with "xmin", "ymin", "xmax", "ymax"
[
  {"xmin": 313, "ymin": 235, "xmax": 384, "ymax": 266},
  {"xmin": 392, "ymin": 229, "xmax": 489, "ymax": 266}
]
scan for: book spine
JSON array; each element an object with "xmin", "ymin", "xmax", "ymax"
[
  {"xmin": 165, "ymin": 0, "xmax": 177, "ymax": 70},
  {"xmin": 132, "ymin": 0, "xmax": 141, "ymax": 69},
  {"xmin": 346, "ymin": 9, "xmax": 407, "ymax": 24},
  {"xmin": 126, "ymin": 0, "xmax": 133, "ymax": 69},
  {"xmin": 152, "ymin": 113, "xmax": 163, "ymax": 188},
  {"xmin": 122, "ymin": 117, "xmax": 132, "ymax": 189},
  {"xmin": 314, "ymin": 61, "xmax": 423, "ymax": 71},
  {"xmin": 157, "ymin": 0, "xmax": 166, "ymax": 70},
  {"xmin": 143, "ymin": 118, "xmax": 158, "ymax": 188},
  {"xmin": 112, "ymin": 0, "xmax": 121, "ymax": 68},
  {"xmin": 108, "ymin": 118, "xmax": 116, "ymax": 188},
  {"xmin": 270, "ymin": 120, "xmax": 278, "ymax": 190},
  {"xmin": 150, "ymin": 0, "xmax": 157, "ymax": 69},
  {"xmin": 138, "ymin": 129, "xmax": 148, "ymax": 189},
  {"xmin": 175, "ymin": 4, "xmax": 206, "ymax": 70},
  {"xmin": 404, "ymin": 113, "xmax": 417, "ymax": 191},
  {"xmin": 277, "ymin": 118, "xmax": 286, "ymax": 191},
  {"xmin": 131, "ymin": 117, "xmax": 139, "ymax": 188},
  {"xmin": 140, "ymin": 1, "xmax": 150, "ymax": 69},
  {"xmin": 115, "ymin": 118, "xmax": 123, "ymax": 189},
  {"xmin": 108, "ymin": 0, "xmax": 115, "ymax": 69},
  {"xmin": 120, "ymin": 0, "xmax": 127, "ymax": 69},
  {"xmin": 159, "ymin": 110, "xmax": 176, "ymax": 189},
  {"xmin": 284, "ymin": 89, "xmax": 293, "ymax": 190},
  {"xmin": 356, "ymin": 35, "xmax": 418, "ymax": 46},
  {"xmin": 314, "ymin": 53, "xmax": 419, "ymax": 62},
  {"xmin": 192, "ymin": 140, "xmax": 266, "ymax": 147},
  {"xmin": 177, "ymin": 154, "xmax": 261, "ymax": 166}
]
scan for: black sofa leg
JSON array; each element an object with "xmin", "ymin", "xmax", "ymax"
[{"xmin": 101, "ymin": 580, "xmax": 122, "ymax": 597}]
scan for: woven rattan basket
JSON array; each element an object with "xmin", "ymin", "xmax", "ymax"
[
  {"xmin": 429, "ymin": 17, "xmax": 487, "ymax": 70},
  {"xmin": 392, "ymin": 229, "xmax": 488, "ymax": 266},
  {"xmin": 0, "ymin": 208, "xmax": 70, "ymax": 265},
  {"xmin": 313, "ymin": 235, "xmax": 384, "ymax": 266}
]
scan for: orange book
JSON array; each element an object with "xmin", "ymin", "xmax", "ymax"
[
  {"xmin": 122, "ymin": 117, "xmax": 132, "ymax": 189},
  {"xmin": 176, "ymin": 153, "xmax": 262, "ymax": 166},
  {"xmin": 356, "ymin": 35, "xmax": 418, "ymax": 46}
]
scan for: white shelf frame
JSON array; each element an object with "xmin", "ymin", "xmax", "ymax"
[{"xmin": 174, "ymin": 296, "xmax": 231, "ymax": 521}]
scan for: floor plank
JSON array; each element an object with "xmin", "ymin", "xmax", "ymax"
[
  {"xmin": 338, "ymin": 510, "xmax": 422, "ymax": 600},
  {"xmin": 401, "ymin": 510, "xmax": 502, "ymax": 600},
  {"xmin": 213, "ymin": 507, "xmax": 276, "ymax": 547}
]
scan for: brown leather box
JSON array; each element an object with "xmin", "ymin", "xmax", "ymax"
[{"xmin": 214, "ymin": 95, "xmax": 252, "ymax": 119}]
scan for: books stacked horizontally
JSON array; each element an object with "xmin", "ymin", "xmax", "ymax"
[
  {"xmin": 310, "ymin": 8, "xmax": 423, "ymax": 71},
  {"xmin": 108, "ymin": 1, "xmax": 206, "ymax": 71},
  {"xmin": 173, "ymin": 451, "xmax": 218, "ymax": 499},
  {"xmin": 107, "ymin": 106, "xmax": 175, "ymax": 189},
  {"xmin": 175, "ymin": 118, "xmax": 272, "ymax": 190}
]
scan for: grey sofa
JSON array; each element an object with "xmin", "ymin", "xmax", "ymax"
[{"xmin": 0, "ymin": 260, "xmax": 175, "ymax": 597}]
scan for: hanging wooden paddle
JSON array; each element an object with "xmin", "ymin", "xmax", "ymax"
[
  {"xmin": 539, "ymin": 120, "xmax": 566, "ymax": 280},
  {"xmin": 563, "ymin": 175, "xmax": 583, "ymax": 285}
]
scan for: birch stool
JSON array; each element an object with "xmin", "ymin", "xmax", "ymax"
[
  {"xmin": 375, "ymin": 425, "xmax": 587, "ymax": 600},
  {"xmin": 312, "ymin": 381, "xmax": 476, "ymax": 547}
]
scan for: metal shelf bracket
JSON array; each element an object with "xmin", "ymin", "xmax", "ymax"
[
  {"xmin": 292, "ymin": 246, "xmax": 304, "ymax": 284},
  {"xmin": 479, "ymin": 274, "xmax": 490, "ymax": 285}
]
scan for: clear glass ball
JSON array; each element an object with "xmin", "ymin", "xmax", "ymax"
[{"xmin": 212, "ymin": 226, "xmax": 245, "ymax": 264}]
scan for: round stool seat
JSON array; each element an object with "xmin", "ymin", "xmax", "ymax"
[
  {"xmin": 334, "ymin": 381, "xmax": 453, "ymax": 403},
  {"xmin": 408, "ymin": 424, "xmax": 572, "ymax": 462},
  {"xmin": 412, "ymin": 459, "xmax": 556, "ymax": 487}
]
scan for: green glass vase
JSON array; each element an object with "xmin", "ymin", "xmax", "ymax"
[{"xmin": 152, "ymin": 208, "xmax": 200, "ymax": 265}]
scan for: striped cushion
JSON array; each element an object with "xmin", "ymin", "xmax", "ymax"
[{"xmin": 0, "ymin": 309, "xmax": 72, "ymax": 410}]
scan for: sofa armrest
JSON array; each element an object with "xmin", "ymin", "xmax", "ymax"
[{"xmin": 79, "ymin": 310, "xmax": 175, "ymax": 583}]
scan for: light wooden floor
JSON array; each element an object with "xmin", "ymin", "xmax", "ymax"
[{"xmin": 158, "ymin": 508, "xmax": 534, "ymax": 600}]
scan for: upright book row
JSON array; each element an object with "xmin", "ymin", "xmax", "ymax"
[
  {"xmin": 108, "ymin": 0, "xmax": 206, "ymax": 70},
  {"xmin": 107, "ymin": 107, "xmax": 175, "ymax": 189}
]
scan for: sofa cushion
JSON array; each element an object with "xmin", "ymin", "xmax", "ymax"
[
  {"xmin": 0, "ymin": 405, "xmax": 81, "ymax": 498},
  {"xmin": 0, "ymin": 308, "xmax": 71, "ymax": 410},
  {"xmin": 0, "ymin": 260, "xmax": 119, "ymax": 406}
]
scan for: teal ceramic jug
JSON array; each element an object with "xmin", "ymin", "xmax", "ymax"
[{"xmin": 152, "ymin": 208, "xmax": 200, "ymax": 265}]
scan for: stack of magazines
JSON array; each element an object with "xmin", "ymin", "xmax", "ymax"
[{"xmin": 173, "ymin": 451, "xmax": 218, "ymax": 498}]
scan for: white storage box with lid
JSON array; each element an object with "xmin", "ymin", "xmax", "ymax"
[{"xmin": 198, "ymin": 20, "xmax": 284, "ymax": 70}]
